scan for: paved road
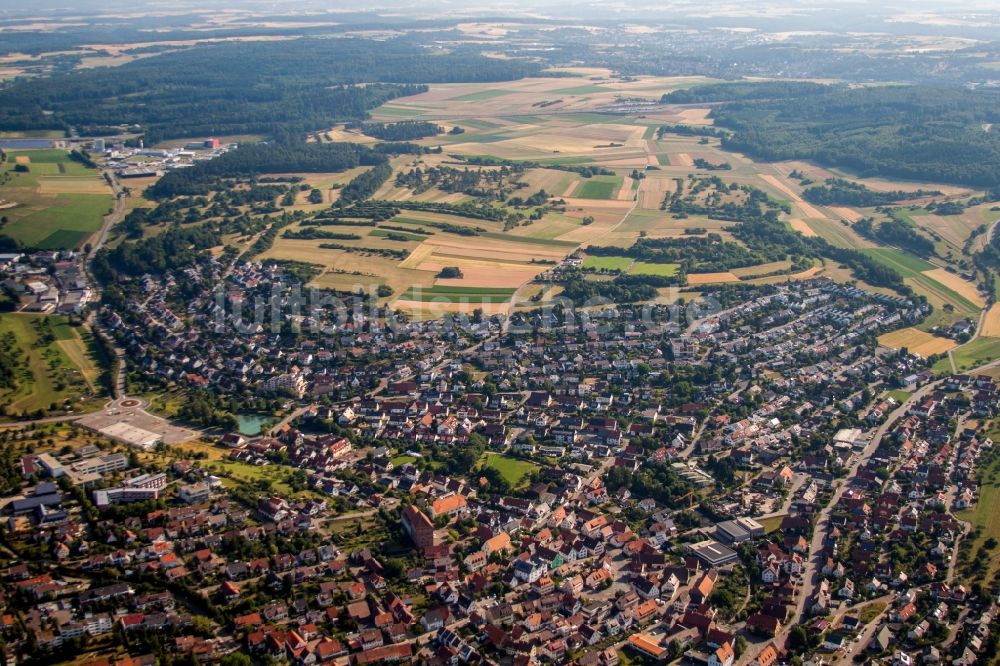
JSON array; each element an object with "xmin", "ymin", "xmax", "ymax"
[
  {"xmin": 87, "ymin": 170, "xmax": 126, "ymax": 261},
  {"xmin": 741, "ymin": 367, "xmax": 987, "ymax": 665},
  {"xmin": 840, "ymin": 595, "xmax": 894, "ymax": 661}
]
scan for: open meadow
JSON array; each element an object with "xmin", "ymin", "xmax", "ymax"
[
  {"xmin": 0, "ymin": 314, "xmax": 108, "ymax": 417},
  {"xmin": 0, "ymin": 149, "xmax": 113, "ymax": 249}
]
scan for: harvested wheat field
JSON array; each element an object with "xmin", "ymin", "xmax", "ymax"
[
  {"xmin": 422, "ymin": 236, "xmax": 567, "ymax": 263},
  {"xmin": 687, "ymin": 272, "xmax": 739, "ymax": 284},
  {"xmin": 672, "ymin": 153, "xmax": 694, "ymax": 167},
  {"xmin": 913, "ymin": 209, "xmax": 991, "ymax": 251},
  {"xmin": 788, "ymin": 218, "xmax": 817, "ymax": 237},
  {"xmin": 676, "ymin": 108, "xmax": 713, "ymax": 124},
  {"xmin": 921, "ymin": 269, "xmax": 985, "ymax": 308},
  {"xmin": 37, "ymin": 176, "xmax": 113, "ymax": 194},
  {"xmin": 743, "ymin": 264, "xmax": 824, "ymax": 285},
  {"xmin": 392, "ymin": 299, "xmax": 511, "ymax": 317},
  {"xmin": 637, "ymin": 176, "xmax": 673, "ymax": 209},
  {"xmin": 980, "ymin": 304, "xmax": 1000, "ymax": 338},
  {"xmin": 830, "ymin": 206, "xmax": 863, "ymax": 223},
  {"xmin": 14, "ymin": 155, "xmax": 30, "ymax": 165},
  {"xmin": 759, "ymin": 174, "xmax": 828, "ymax": 220},
  {"xmin": 418, "ymin": 255, "xmax": 548, "ymax": 289},
  {"xmin": 617, "ymin": 177, "xmax": 635, "ymax": 201},
  {"xmin": 878, "ymin": 327, "xmax": 958, "ymax": 358}
]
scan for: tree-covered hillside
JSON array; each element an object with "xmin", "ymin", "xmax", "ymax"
[
  {"xmin": 0, "ymin": 38, "xmax": 541, "ymax": 143},
  {"xmin": 663, "ymin": 83, "xmax": 1000, "ymax": 187}
]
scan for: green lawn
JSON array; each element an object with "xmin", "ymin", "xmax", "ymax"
[
  {"xmin": 0, "ymin": 314, "xmax": 105, "ymax": 416},
  {"xmin": 391, "ymin": 455, "xmax": 417, "ymax": 466},
  {"xmin": 479, "ymin": 453, "xmax": 540, "ymax": 488},
  {"xmin": 950, "ymin": 336, "xmax": 1000, "ymax": 373},
  {"xmin": 627, "ymin": 261, "xmax": 680, "ymax": 277},
  {"xmin": 757, "ymin": 515, "xmax": 786, "ymax": 534},
  {"xmin": 583, "ymin": 255, "xmax": 633, "ymax": 271},
  {"xmin": 956, "ymin": 447, "xmax": 1000, "ymax": 585},
  {"xmin": 886, "ymin": 389, "xmax": 912, "ymax": 403}
]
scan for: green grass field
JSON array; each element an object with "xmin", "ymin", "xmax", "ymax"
[
  {"xmin": 886, "ymin": 389, "xmax": 912, "ymax": 403},
  {"xmin": 956, "ymin": 446, "xmax": 1000, "ymax": 586},
  {"xmin": 0, "ymin": 149, "xmax": 112, "ymax": 249},
  {"xmin": 583, "ymin": 255, "xmax": 633, "ymax": 271},
  {"xmin": 374, "ymin": 105, "xmax": 429, "ymax": 118},
  {"xmin": 860, "ymin": 248, "xmax": 936, "ymax": 277},
  {"xmin": 627, "ymin": 261, "xmax": 680, "ymax": 277},
  {"xmin": 479, "ymin": 232, "xmax": 577, "ymax": 248},
  {"xmin": 574, "ymin": 176, "xmax": 622, "ymax": 200},
  {"xmin": 479, "ymin": 453, "xmax": 540, "ymax": 488},
  {"xmin": 0, "ymin": 314, "xmax": 107, "ymax": 417},
  {"xmin": 951, "ymin": 337, "xmax": 1000, "ymax": 373},
  {"xmin": 449, "ymin": 89, "xmax": 514, "ymax": 102},
  {"xmin": 399, "ymin": 285, "xmax": 517, "ymax": 303},
  {"xmin": 369, "ymin": 229, "xmax": 427, "ymax": 242},
  {"xmin": 861, "ymin": 248, "xmax": 982, "ymax": 325},
  {"xmin": 551, "ymin": 84, "xmax": 612, "ymax": 95}
]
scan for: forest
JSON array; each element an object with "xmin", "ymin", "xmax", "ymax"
[
  {"xmin": 664, "ymin": 82, "xmax": 1000, "ymax": 187},
  {"xmin": 803, "ymin": 179, "xmax": 939, "ymax": 207},
  {"xmin": 0, "ymin": 38, "xmax": 541, "ymax": 142},
  {"xmin": 146, "ymin": 142, "xmax": 386, "ymax": 199},
  {"xmin": 351, "ymin": 121, "xmax": 444, "ymax": 141},
  {"xmin": 92, "ymin": 224, "xmax": 222, "ymax": 280},
  {"xmin": 587, "ymin": 235, "xmax": 765, "ymax": 272}
]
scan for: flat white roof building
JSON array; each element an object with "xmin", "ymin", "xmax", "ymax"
[{"xmin": 98, "ymin": 422, "xmax": 162, "ymax": 451}]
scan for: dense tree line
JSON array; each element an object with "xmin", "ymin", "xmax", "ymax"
[
  {"xmin": 282, "ymin": 229, "xmax": 361, "ymax": 241},
  {"xmin": 656, "ymin": 124, "xmax": 729, "ymax": 139},
  {"xmin": 559, "ymin": 272, "xmax": 660, "ymax": 305},
  {"xmin": 587, "ymin": 234, "xmax": 764, "ymax": 272},
  {"xmin": 676, "ymin": 82, "xmax": 1000, "ymax": 187},
  {"xmin": 0, "ymin": 38, "xmax": 541, "ymax": 142},
  {"xmin": 338, "ymin": 162, "xmax": 393, "ymax": 204},
  {"xmin": 147, "ymin": 142, "xmax": 385, "ymax": 199},
  {"xmin": 604, "ymin": 463, "xmax": 695, "ymax": 507},
  {"xmin": 803, "ymin": 178, "xmax": 939, "ymax": 207},
  {"xmin": 0, "ymin": 331, "xmax": 22, "ymax": 392},
  {"xmin": 661, "ymin": 81, "xmax": 831, "ymax": 105},
  {"xmin": 461, "ymin": 155, "xmax": 614, "ymax": 178},
  {"xmin": 874, "ymin": 218, "xmax": 934, "ymax": 258},
  {"xmin": 394, "ymin": 164, "xmax": 526, "ymax": 200},
  {"xmin": 92, "ymin": 224, "xmax": 222, "ymax": 279},
  {"xmin": 350, "ymin": 121, "xmax": 443, "ymax": 141}
]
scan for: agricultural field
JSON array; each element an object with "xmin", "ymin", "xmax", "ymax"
[
  {"xmin": 0, "ymin": 314, "xmax": 108, "ymax": 417},
  {"xmin": 980, "ymin": 303, "xmax": 1000, "ymax": 338},
  {"xmin": 583, "ymin": 255, "xmax": 633, "ymax": 271},
  {"xmin": 574, "ymin": 175, "xmax": 623, "ymax": 200},
  {"xmin": 949, "ymin": 337, "xmax": 1000, "ymax": 373},
  {"xmin": 223, "ymin": 71, "xmax": 996, "ymax": 320},
  {"xmin": 861, "ymin": 249, "xmax": 984, "ymax": 330},
  {"xmin": 877, "ymin": 327, "xmax": 958, "ymax": 358},
  {"xmin": 627, "ymin": 261, "xmax": 680, "ymax": 277},
  {"xmin": 0, "ymin": 148, "xmax": 114, "ymax": 249}
]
